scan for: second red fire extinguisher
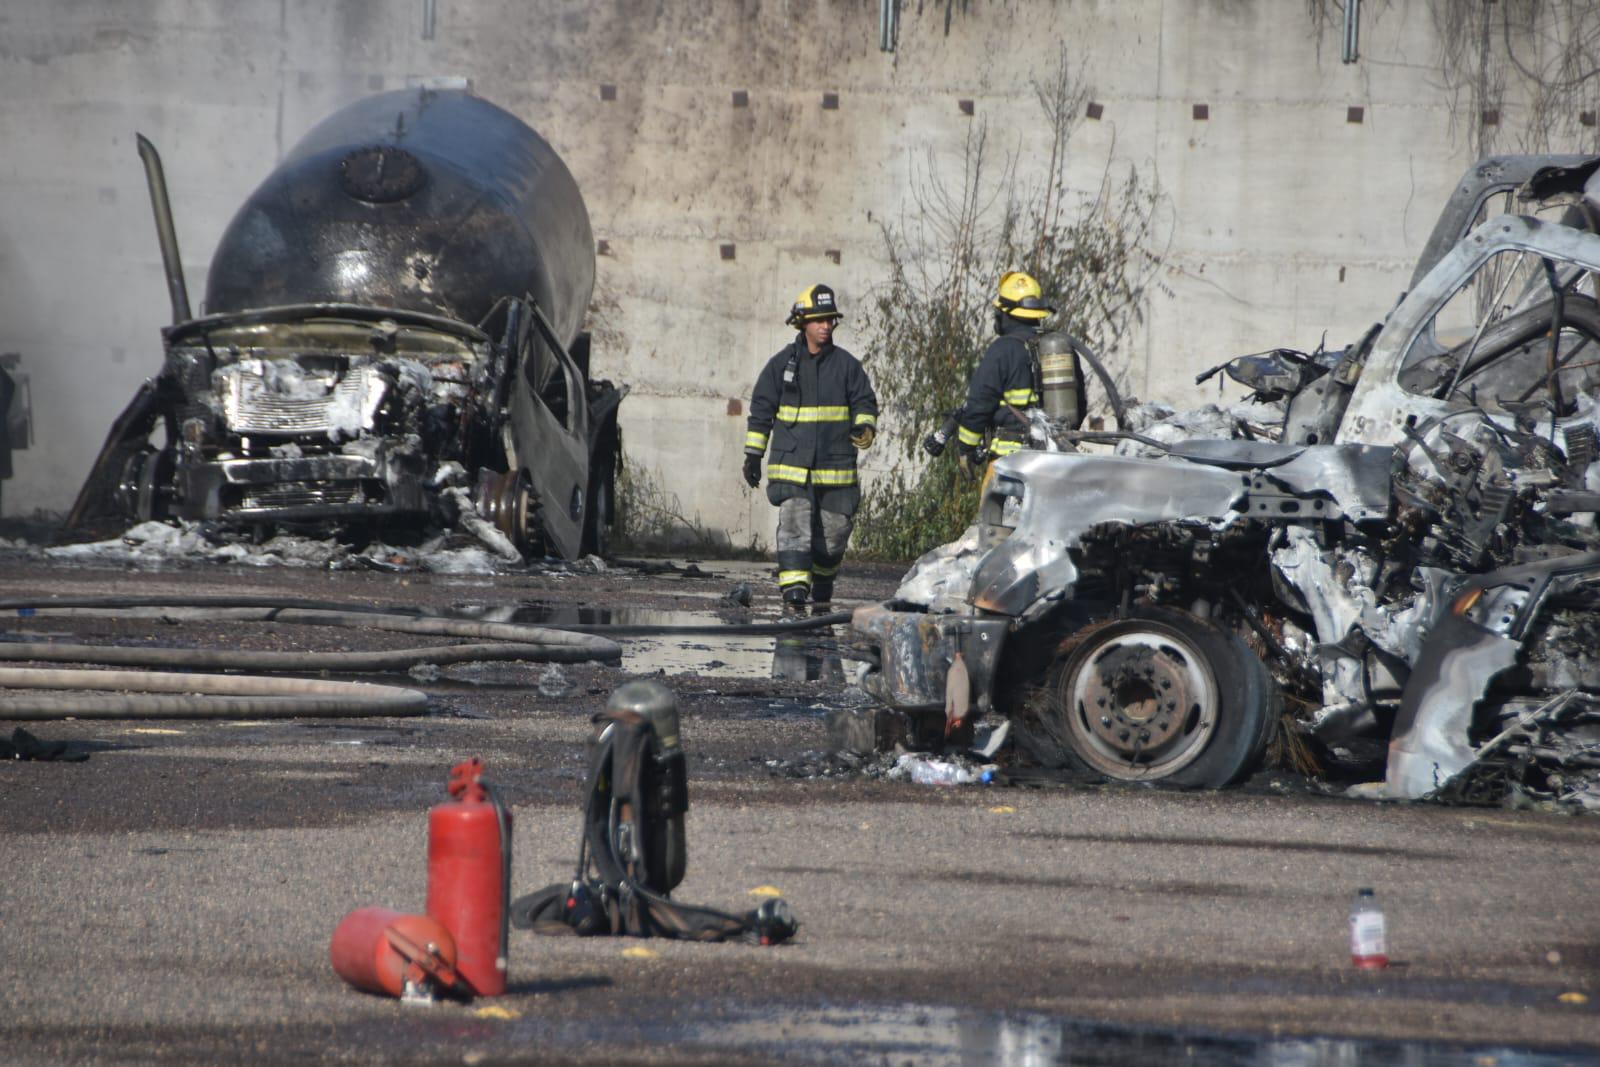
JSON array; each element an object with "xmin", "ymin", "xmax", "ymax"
[{"xmin": 427, "ymin": 758, "xmax": 511, "ymax": 997}]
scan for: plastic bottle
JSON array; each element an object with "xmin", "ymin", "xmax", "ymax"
[
  {"xmin": 1349, "ymin": 887, "xmax": 1389, "ymax": 969},
  {"xmin": 909, "ymin": 758, "xmax": 975, "ymax": 786}
]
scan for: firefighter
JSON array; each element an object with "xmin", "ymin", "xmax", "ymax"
[
  {"xmin": 743, "ymin": 284, "xmax": 879, "ymax": 611},
  {"xmin": 927, "ymin": 271, "xmax": 1055, "ymax": 475}
]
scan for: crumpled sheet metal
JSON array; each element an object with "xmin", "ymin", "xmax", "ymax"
[
  {"xmin": 966, "ymin": 452, "xmax": 1247, "ymax": 618},
  {"xmin": 894, "ymin": 445, "xmax": 1390, "ymax": 619},
  {"xmin": 1258, "ymin": 445, "xmax": 1394, "ymax": 522},
  {"xmin": 891, "ymin": 524, "xmax": 984, "ymax": 616},
  {"xmin": 1385, "ymin": 615, "xmax": 1520, "ymax": 798}
]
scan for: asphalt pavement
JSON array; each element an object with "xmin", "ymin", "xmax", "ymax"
[{"xmin": 0, "ymin": 554, "xmax": 1596, "ymax": 1066}]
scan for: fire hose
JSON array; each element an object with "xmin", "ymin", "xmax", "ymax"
[
  {"xmin": 0, "ymin": 667, "xmax": 426, "ymax": 719},
  {"xmin": 0, "ymin": 595, "xmax": 851, "ymax": 720}
]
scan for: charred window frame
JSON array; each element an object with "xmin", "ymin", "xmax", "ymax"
[{"xmin": 1397, "ymin": 245, "xmax": 1600, "ymax": 414}]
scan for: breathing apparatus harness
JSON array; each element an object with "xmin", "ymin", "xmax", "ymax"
[{"xmin": 511, "ymin": 687, "xmax": 798, "ymax": 945}]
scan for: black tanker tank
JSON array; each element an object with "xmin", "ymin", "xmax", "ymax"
[
  {"xmin": 206, "ymin": 90, "xmax": 593, "ymax": 349},
  {"xmin": 69, "ymin": 89, "xmax": 624, "ymax": 561}
]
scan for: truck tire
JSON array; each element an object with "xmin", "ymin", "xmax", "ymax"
[
  {"xmin": 1040, "ymin": 606, "xmax": 1276, "ymax": 788},
  {"xmin": 581, "ymin": 439, "xmax": 616, "ymax": 558}
]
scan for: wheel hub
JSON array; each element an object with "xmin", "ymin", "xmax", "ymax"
[
  {"xmin": 1078, "ymin": 645, "xmax": 1194, "ymax": 753},
  {"xmin": 475, "ymin": 468, "xmax": 534, "ymax": 552},
  {"xmin": 1057, "ymin": 622, "xmax": 1221, "ymax": 780}
]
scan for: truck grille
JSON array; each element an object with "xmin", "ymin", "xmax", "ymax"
[
  {"xmin": 236, "ymin": 483, "xmax": 379, "ymax": 510},
  {"xmin": 219, "ymin": 362, "xmax": 387, "ymax": 436}
]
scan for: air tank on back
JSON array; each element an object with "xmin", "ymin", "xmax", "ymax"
[{"xmin": 205, "ymin": 88, "xmax": 594, "ymax": 352}]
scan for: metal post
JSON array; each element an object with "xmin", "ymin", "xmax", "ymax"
[
  {"xmin": 1342, "ymin": 0, "xmax": 1360, "ymax": 64},
  {"xmin": 879, "ymin": 0, "xmax": 897, "ymax": 53}
]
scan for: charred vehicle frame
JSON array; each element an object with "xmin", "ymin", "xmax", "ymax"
[
  {"xmin": 69, "ymin": 89, "xmax": 622, "ymax": 559},
  {"xmin": 855, "ymin": 154, "xmax": 1600, "ymax": 809}
]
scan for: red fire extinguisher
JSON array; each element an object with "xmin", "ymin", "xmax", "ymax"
[
  {"xmin": 329, "ymin": 907, "xmax": 462, "ymax": 1000},
  {"xmin": 427, "ymin": 758, "xmax": 511, "ymax": 997}
]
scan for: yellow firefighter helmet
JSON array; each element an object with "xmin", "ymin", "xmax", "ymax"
[{"xmin": 992, "ymin": 271, "xmax": 1055, "ymax": 321}]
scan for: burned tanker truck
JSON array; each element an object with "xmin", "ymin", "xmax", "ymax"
[{"xmin": 68, "ymin": 89, "xmax": 622, "ymax": 559}]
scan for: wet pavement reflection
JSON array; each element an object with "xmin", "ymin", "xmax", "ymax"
[
  {"xmin": 371, "ymin": 1000, "xmax": 1591, "ymax": 1066},
  {"xmin": 671, "ymin": 1003, "xmax": 1591, "ymax": 1065},
  {"xmin": 443, "ymin": 601, "xmax": 864, "ymax": 681}
]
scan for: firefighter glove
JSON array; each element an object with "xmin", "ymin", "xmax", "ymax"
[
  {"xmin": 742, "ymin": 453, "xmax": 762, "ymax": 488},
  {"xmin": 849, "ymin": 425, "xmax": 876, "ymax": 450},
  {"xmin": 922, "ymin": 431, "xmax": 948, "ymax": 458}
]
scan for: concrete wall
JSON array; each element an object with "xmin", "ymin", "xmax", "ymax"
[{"xmin": 1, "ymin": 0, "xmax": 1588, "ymax": 545}]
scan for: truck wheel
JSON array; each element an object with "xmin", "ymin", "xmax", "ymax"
[
  {"xmin": 581, "ymin": 443, "xmax": 615, "ymax": 558},
  {"xmin": 1041, "ymin": 607, "xmax": 1275, "ymax": 788}
]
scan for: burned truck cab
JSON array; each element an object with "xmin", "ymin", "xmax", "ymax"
[
  {"xmin": 857, "ymin": 154, "xmax": 1600, "ymax": 806},
  {"xmin": 153, "ymin": 306, "xmax": 487, "ymax": 524},
  {"xmin": 70, "ymin": 89, "xmax": 622, "ymax": 559}
]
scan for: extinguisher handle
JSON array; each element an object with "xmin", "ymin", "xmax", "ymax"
[{"xmin": 446, "ymin": 757, "xmax": 485, "ymax": 798}]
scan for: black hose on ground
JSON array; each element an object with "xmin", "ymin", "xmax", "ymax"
[
  {"xmin": 14, "ymin": 607, "xmax": 623, "ymax": 663},
  {"xmin": 0, "ymin": 598, "xmax": 855, "ymax": 719},
  {"xmin": 0, "ymin": 667, "xmax": 427, "ymax": 720},
  {"xmin": 1, "ymin": 597, "xmax": 851, "ymax": 638}
]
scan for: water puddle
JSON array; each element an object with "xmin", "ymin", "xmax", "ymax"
[
  {"xmin": 370, "ymin": 1000, "xmax": 1589, "ymax": 1066},
  {"xmin": 443, "ymin": 601, "xmax": 867, "ymax": 680},
  {"xmin": 659, "ymin": 1003, "xmax": 1590, "ymax": 1065}
]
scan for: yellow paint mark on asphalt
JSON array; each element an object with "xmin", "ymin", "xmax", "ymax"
[
  {"xmin": 474, "ymin": 1005, "xmax": 520, "ymax": 1020},
  {"xmin": 988, "ymin": 805, "xmax": 1016, "ymax": 814},
  {"xmin": 748, "ymin": 885, "xmax": 782, "ymax": 898},
  {"xmin": 622, "ymin": 946, "xmax": 659, "ymax": 960},
  {"xmin": 1559, "ymin": 991, "xmax": 1589, "ymax": 1005}
]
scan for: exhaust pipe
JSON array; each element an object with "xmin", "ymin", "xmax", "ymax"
[{"xmin": 135, "ymin": 133, "xmax": 192, "ymax": 325}]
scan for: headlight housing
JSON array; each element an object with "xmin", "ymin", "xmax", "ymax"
[{"xmin": 979, "ymin": 473, "xmax": 1026, "ymax": 547}]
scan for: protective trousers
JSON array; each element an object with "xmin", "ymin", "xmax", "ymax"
[{"xmin": 776, "ymin": 493, "xmax": 853, "ymax": 602}]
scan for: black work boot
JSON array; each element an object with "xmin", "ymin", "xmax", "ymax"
[
  {"xmin": 782, "ymin": 584, "xmax": 809, "ymax": 614},
  {"xmin": 810, "ymin": 577, "xmax": 834, "ymax": 609}
]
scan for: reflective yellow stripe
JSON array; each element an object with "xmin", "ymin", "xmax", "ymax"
[
  {"xmin": 767, "ymin": 464, "xmax": 858, "ymax": 486},
  {"xmin": 778, "ymin": 570, "xmax": 811, "ymax": 588},
  {"xmin": 810, "ymin": 468, "xmax": 857, "ymax": 486},
  {"xmin": 991, "ymin": 438, "xmax": 1024, "ymax": 456},
  {"xmin": 767, "ymin": 463, "xmax": 811, "ymax": 484},
  {"xmin": 1002, "ymin": 388, "xmax": 1039, "ymax": 406},
  {"xmin": 744, "ymin": 431, "xmax": 768, "ymax": 451},
  {"xmin": 812, "ymin": 561, "xmax": 839, "ymax": 577},
  {"xmin": 853, "ymin": 412, "xmax": 877, "ymax": 426},
  {"xmin": 957, "ymin": 426, "xmax": 984, "ymax": 447},
  {"xmin": 776, "ymin": 405, "xmax": 850, "ymax": 423}
]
